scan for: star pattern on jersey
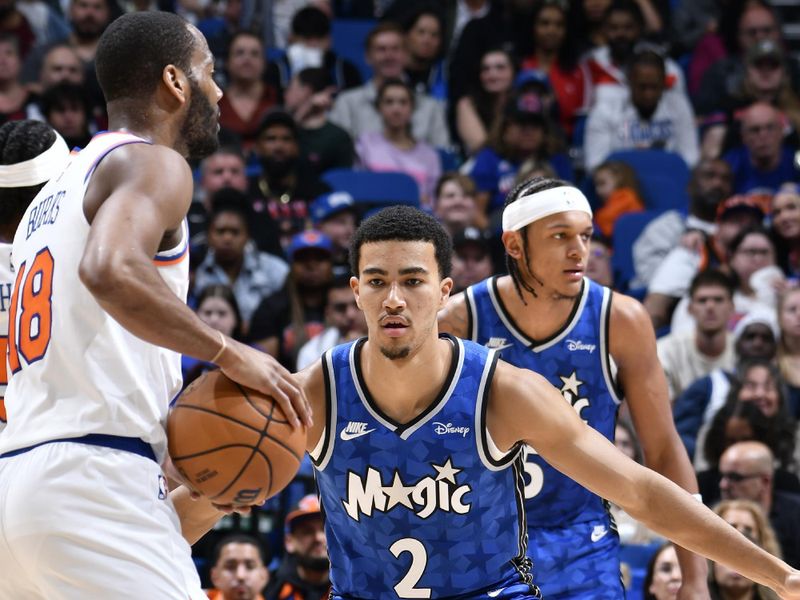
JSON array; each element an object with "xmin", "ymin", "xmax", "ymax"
[
  {"xmin": 432, "ymin": 458, "xmax": 461, "ymax": 484},
  {"xmin": 559, "ymin": 371, "xmax": 583, "ymax": 397},
  {"xmin": 384, "ymin": 470, "xmax": 414, "ymax": 510}
]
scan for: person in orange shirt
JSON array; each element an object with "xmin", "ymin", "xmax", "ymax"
[
  {"xmin": 592, "ymin": 159, "xmax": 645, "ymax": 237},
  {"xmin": 207, "ymin": 534, "xmax": 270, "ymax": 600}
]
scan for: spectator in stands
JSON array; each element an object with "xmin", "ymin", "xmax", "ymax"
[
  {"xmin": 207, "ymin": 533, "xmax": 270, "ymax": 600},
  {"xmin": 402, "ymin": 7, "xmax": 447, "ymax": 101},
  {"xmin": 567, "ymin": 0, "xmax": 611, "ymax": 53},
  {"xmin": 694, "ymin": 2, "xmax": 800, "ymax": 120},
  {"xmin": 266, "ymin": 6, "xmax": 361, "ymax": 94},
  {"xmin": 451, "ymin": 226, "xmax": 494, "ymax": 294},
  {"xmin": 585, "ymin": 0, "xmax": 685, "ymax": 106},
  {"xmin": 656, "ymin": 269, "xmax": 736, "ymax": 401},
  {"xmin": 0, "ymin": 0, "xmax": 36, "ymax": 60},
  {"xmin": 723, "ymin": 102, "xmax": 800, "ymax": 194},
  {"xmin": 283, "ymin": 67, "xmax": 355, "ymax": 178},
  {"xmin": 196, "ymin": 0, "xmax": 241, "ymax": 77},
  {"xmin": 770, "ymin": 183, "xmax": 800, "ymax": 278},
  {"xmin": 182, "ymin": 284, "xmax": 243, "ymax": 386},
  {"xmin": 715, "ymin": 499, "xmax": 782, "ymax": 558},
  {"xmin": 674, "ymin": 310, "xmax": 779, "ymax": 464},
  {"xmin": 586, "ymin": 232, "xmax": 614, "ymax": 288},
  {"xmin": 643, "ymin": 543, "xmax": 681, "ymax": 600},
  {"xmin": 433, "ymin": 172, "xmax": 482, "ymax": 235},
  {"xmin": 716, "ymin": 441, "xmax": 800, "ymax": 568},
  {"xmin": 455, "ymin": 47, "xmax": 515, "ymax": 156},
  {"xmin": 295, "ymin": 274, "xmax": 366, "ymax": 370},
  {"xmin": 40, "ymin": 82, "xmax": 92, "ymax": 149},
  {"xmin": 266, "ymin": 495, "xmax": 330, "ymax": 600},
  {"xmin": 330, "ymin": 21, "xmax": 450, "ymax": 149},
  {"xmin": 0, "ymin": 34, "xmax": 34, "ymax": 123},
  {"xmin": 698, "ymin": 39, "xmax": 800, "ymax": 161},
  {"xmin": 194, "ymin": 190, "xmax": 290, "ymax": 330},
  {"xmin": 248, "ymin": 230, "xmax": 333, "ymax": 370},
  {"xmin": 520, "ymin": 0, "xmax": 586, "ymax": 138},
  {"xmin": 633, "ymin": 158, "xmax": 732, "ymax": 290},
  {"xmin": 469, "ymin": 92, "xmax": 572, "ymax": 219},
  {"xmin": 592, "ymin": 159, "xmax": 645, "ymax": 237},
  {"xmin": 778, "ymin": 287, "xmax": 800, "ymax": 415},
  {"xmin": 36, "ymin": 43, "xmax": 83, "ymax": 92},
  {"xmin": 249, "ymin": 110, "xmax": 331, "ymax": 252},
  {"xmin": 645, "ymin": 193, "xmax": 766, "ymax": 329},
  {"xmin": 308, "ymin": 191, "xmax": 357, "ymax": 277},
  {"xmin": 585, "ymin": 48, "xmax": 699, "ymax": 171},
  {"xmin": 355, "ymin": 78, "xmax": 442, "ymax": 206},
  {"xmin": 218, "ymin": 31, "xmax": 278, "ymax": 152},
  {"xmin": 709, "ymin": 499, "xmax": 783, "ymax": 599}
]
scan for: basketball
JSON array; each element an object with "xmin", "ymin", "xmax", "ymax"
[{"xmin": 167, "ymin": 370, "xmax": 306, "ymax": 506}]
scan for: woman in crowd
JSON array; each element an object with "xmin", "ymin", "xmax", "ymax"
[
  {"xmin": 771, "ymin": 183, "xmax": 800, "ymax": 278},
  {"xmin": 356, "ymin": 78, "xmax": 442, "ymax": 207},
  {"xmin": 432, "ymin": 172, "xmax": 482, "ymax": 234},
  {"xmin": 778, "ymin": 287, "xmax": 800, "ymax": 414},
  {"xmin": 402, "ymin": 7, "xmax": 447, "ymax": 100},
  {"xmin": 455, "ymin": 47, "xmax": 515, "ymax": 156},
  {"xmin": 643, "ymin": 543, "xmax": 681, "ymax": 600},
  {"xmin": 520, "ymin": 0, "xmax": 586, "ymax": 138},
  {"xmin": 218, "ymin": 31, "xmax": 279, "ymax": 151}
]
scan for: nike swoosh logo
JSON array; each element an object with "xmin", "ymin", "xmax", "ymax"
[
  {"xmin": 340, "ymin": 428, "xmax": 376, "ymax": 441},
  {"xmin": 590, "ymin": 529, "xmax": 608, "ymax": 542},
  {"xmin": 487, "ymin": 343, "xmax": 513, "ymax": 351},
  {"xmin": 487, "ymin": 588, "xmax": 505, "ymax": 598}
]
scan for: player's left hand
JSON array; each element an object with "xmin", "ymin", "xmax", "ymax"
[{"xmin": 676, "ymin": 580, "xmax": 711, "ymax": 600}]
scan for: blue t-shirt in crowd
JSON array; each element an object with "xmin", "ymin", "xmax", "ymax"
[{"xmin": 723, "ymin": 145, "xmax": 800, "ymax": 194}]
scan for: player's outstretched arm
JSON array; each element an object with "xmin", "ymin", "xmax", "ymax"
[
  {"xmin": 78, "ymin": 143, "xmax": 310, "ymax": 427},
  {"xmin": 437, "ymin": 291, "xmax": 470, "ymax": 338},
  {"xmin": 292, "ymin": 359, "xmax": 328, "ymax": 455},
  {"xmin": 488, "ymin": 361, "xmax": 800, "ymax": 599},
  {"xmin": 610, "ymin": 293, "xmax": 709, "ymax": 598}
]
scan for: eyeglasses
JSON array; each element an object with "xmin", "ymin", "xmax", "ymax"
[
  {"xmin": 743, "ymin": 123, "xmax": 779, "ymax": 136},
  {"xmin": 720, "ymin": 471, "xmax": 762, "ymax": 483},
  {"xmin": 736, "ymin": 247, "xmax": 773, "ymax": 257}
]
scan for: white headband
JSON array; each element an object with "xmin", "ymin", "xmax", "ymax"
[
  {"xmin": 502, "ymin": 186, "xmax": 593, "ymax": 231},
  {"xmin": 0, "ymin": 132, "xmax": 70, "ymax": 188}
]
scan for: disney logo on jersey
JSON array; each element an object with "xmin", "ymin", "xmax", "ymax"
[
  {"xmin": 566, "ymin": 339, "xmax": 596, "ymax": 353},
  {"xmin": 433, "ymin": 422, "xmax": 470, "ymax": 437},
  {"xmin": 343, "ymin": 458, "xmax": 471, "ymax": 521}
]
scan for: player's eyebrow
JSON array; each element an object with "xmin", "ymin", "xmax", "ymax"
[{"xmin": 361, "ymin": 266, "xmax": 429, "ymax": 276}]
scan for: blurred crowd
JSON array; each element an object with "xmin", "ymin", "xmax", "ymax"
[{"xmin": 5, "ymin": 0, "xmax": 800, "ymax": 597}]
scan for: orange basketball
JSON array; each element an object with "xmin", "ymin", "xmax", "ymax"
[{"xmin": 167, "ymin": 370, "xmax": 306, "ymax": 506}]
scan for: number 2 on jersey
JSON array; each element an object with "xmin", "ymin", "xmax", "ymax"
[
  {"xmin": 7, "ymin": 249, "xmax": 55, "ymax": 372},
  {"xmin": 390, "ymin": 538, "xmax": 431, "ymax": 599}
]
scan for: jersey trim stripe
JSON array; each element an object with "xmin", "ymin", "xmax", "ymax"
[
  {"xmin": 83, "ymin": 139, "xmax": 151, "ymax": 184},
  {"xmin": 475, "ymin": 349, "xmax": 521, "ymax": 470},
  {"xmin": 599, "ymin": 288, "xmax": 623, "ymax": 404},
  {"xmin": 465, "ymin": 286, "xmax": 477, "ymax": 342},
  {"xmin": 311, "ymin": 350, "xmax": 337, "ymax": 470},
  {"xmin": 152, "ymin": 244, "xmax": 188, "ymax": 266}
]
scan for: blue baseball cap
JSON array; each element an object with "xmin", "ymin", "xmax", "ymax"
[
  {"xmin": 514, "ymin": 69, "xmax": 551, "ymax": 91},
  {"xmin": 310, "ymin": 191, "xmax": 356, "ymax": 225},
  {"xmin": 286, "ymin": 230, "xmax": 334, "ymax": 260}
]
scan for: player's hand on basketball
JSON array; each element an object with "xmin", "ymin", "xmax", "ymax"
[{"xmin": 216, "ymin": 338, "xmax": 312, "ymax": 429}]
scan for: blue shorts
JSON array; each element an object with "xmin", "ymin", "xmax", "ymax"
[{"xmin": 527, "ymin": 519, "xmax": 624, "ymax": 599}]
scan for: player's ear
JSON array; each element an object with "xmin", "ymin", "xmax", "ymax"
[
  {"xmin": 350, "ymin": 275, "xmax": 361, "ymax": 309},
  {"xmin": 502, "ymin": 230, "xmax": 524, "ymax": 260},
  {"xmin": 162, "ymin": 64, "xmax": 188, "ymax": 105},
  {"xmin": 439, "ymin": 276, "xmax": 453, "ymax": 308}
]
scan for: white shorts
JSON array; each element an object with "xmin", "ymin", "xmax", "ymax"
[{"xmin": 0, "ymin": 441, "xmax": 205, "ymax": 600}]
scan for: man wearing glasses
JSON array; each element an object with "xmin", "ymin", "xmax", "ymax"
[{"xmin": 718, "ymin": 441, "xmax": 800, "ymax": 567}]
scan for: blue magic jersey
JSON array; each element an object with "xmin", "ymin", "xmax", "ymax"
[
  {"xmin": 466, "ymin": 277, "xmax": 622, "ymax": 527},
  {"xmin": 312, "ymin": 335, "xmax": 538, "ymax": 599}
]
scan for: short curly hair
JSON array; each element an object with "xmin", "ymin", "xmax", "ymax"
[
  {"xmin": 349, "ymin": 205, "xmax": 452, "ymax": 278},
  {"xmin": 95, "ymin": 11, "xmax": 196, "ymax": 103},
  {"xmin": 0, "ymin": 120, "xmax": 58, "ymax": 227}
]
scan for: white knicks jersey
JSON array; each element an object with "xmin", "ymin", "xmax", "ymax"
[
  {"xmin": 0, "ymin": 132, "xmax": 189, "ymax": 462},
  {"xmin": 1, "ymin": 242, "xmax": 12, "ymax": 432}
]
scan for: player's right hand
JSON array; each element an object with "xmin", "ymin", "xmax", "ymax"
[{"xmin": 216, "ymin": 338, "xmax": 312, "ymax": 429}]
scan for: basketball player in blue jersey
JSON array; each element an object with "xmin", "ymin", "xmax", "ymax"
[
  {"xmin": 0, "ymin": 12, "xmax": 309, "ymax": 600},
  {"xmin": 293, "ymin": 205, "xmax": 800, "ymax": 600},
  {"xmin": 438, "ymin": 177, "xmax": 708, "ymax": 599}
]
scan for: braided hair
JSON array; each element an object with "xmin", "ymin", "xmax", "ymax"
[
  {"xmin": 503, "ymin": 176, "xmax": 572, "ymax": 302},
  {"xmin": 0, "ymin": 120, "xmax": 57, "ymax": 230}
]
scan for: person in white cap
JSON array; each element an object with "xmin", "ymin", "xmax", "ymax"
[{"xmin": 439, "ymin": 176, "xmax": 709, "ymax": 598}]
